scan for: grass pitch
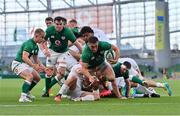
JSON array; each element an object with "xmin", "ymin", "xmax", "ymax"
[{"xmin": 0, "ymin": 78, "xmax": 180, "ymax": 115}]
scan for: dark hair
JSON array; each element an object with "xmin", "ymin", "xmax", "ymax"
[
  {"xmin": 80, "ymin": 26, "xmax": 94, "ymax": 35},
  {"xmin": 45, "ymin": 17, "xmax": 53, "ymax": 22},
  {"xmin": 69, "ymin": 19, "xmax": 77, "ymax": 24},
  {"xmin": 88, "ymin": 36, "xmax": 99, "ymax": 44},
  {"xmin": 123, "ymin": 61, "xmax": 131, "ymax": 69},
  {"xmin": 54, "ymin": 16, "xmax": 67, "ymax": 24}
]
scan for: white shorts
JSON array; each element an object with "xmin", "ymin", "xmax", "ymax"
[
  {"xmin": 66, "ymin": 64, "xmax": 84, "ymax": 99},
  {"xmin": 116, "ymin": 77, "xmax": 126, "ymax": 88},
  {"xmin": 11, "ymin": 60, "xmax": 33, "ymax": 75},
  {"xmin": 46, "ymin": 49, "xmax": 64, "ymax": 67},
  {"xmin": 108, "ymin": 77, "xmax": 125, "ymax": 90},
  {"xmin": 57, "ymin": 51, "xmax": 79, "ymax": 72}
]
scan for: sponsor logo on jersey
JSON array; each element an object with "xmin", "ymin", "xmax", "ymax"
[
  {"xmin": 51, "ymin": 36, "xmax": 55, "ymax": 39},
  {"xmin": 91, "ymin": 56, "xmax": 95, "ymax": 60},
  {"xmin": 55, "ymin": 40, "xmax": 61, "ymax": 46},
  {"xmin": 61, "ymin": 36, "xmax": 66, "ymax": 40}
]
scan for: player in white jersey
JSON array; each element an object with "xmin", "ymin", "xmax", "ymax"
[{"xmin": 54, "ymin": 64, "xmax": 100, "ymax": 102}]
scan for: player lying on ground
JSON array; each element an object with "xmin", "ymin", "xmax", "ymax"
[{"xmin": 54, "ymin": 64, "xmax": 100, "ymax": 102}]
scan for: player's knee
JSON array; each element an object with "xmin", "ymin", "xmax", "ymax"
[
  {"xmin": 26, "ymin": 73, "xmax": 34, "ymax": 82},
  {"xmin": 94, "ymin": 93, "xmax": 100, "ymax": 100}
]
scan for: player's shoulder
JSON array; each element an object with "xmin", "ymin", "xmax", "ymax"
[
  {"xmin": 23, "ymin": 39, "xmax": 32, "ymax": 45},
  {"xmin": 46, "ymin": 25, "xmax": 55, "ymax": 33},
  {"xmin": 22, "ymin": 39, "xmax": 34, "ymax": 50},
  {"xmin": 63, "ymin": 27, "xmax": 72, "ymax": 33}
]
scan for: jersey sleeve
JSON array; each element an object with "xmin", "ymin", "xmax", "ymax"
[
  {"xmin": 23, "ymin": 43, "xmax": 33, "ymax": 54},
  {"xmin": 66, "ymin": 28, "xmax": 76, "ymax": 43},
  {"xmin": 45, "ymin": 26, "xmax": 54, "ymax": 41},
  {"xmin": 99, "ymin": 41, "xmax": 112, "ymax": 50},
  {"xmin": 123, "ymin": 71, "xmax": 129, "ymax": 80},
  {"xmin": 81, "ymin": 47, "xmax": 89, "ymax": 63}
]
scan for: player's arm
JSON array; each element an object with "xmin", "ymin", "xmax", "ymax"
[
  {"xmin": 81, "ymin": 62, "xmax": 95, "ymax": 82},
  {"xmin": 73, "ymin": 40, "xmax": 82, "ymax": 53},
  {"xmin": 111, "ymin": 44, "xmax": 120, "ymax": 62},
  {"xmin": 124, "ymin": 79, "xmax": 131, "ymax": 98},
  {"xmin": 22, "ymin": 51, "xmax": 40, "ymax": 71},
  {"xmin": 32, "ymin": 55, "xmax": 46, "ymax": 72},
  {"xmin": 40, "ymin": 41, "xmax": 50, "ymax": 57},
  {"xmin": 67, "ymin": 28, "xmax": 82, "ymax": 53},
  {"xmin": 69, "ymin": 49, "xmax": 81, "ymax": 61},
  {"xmin": 40, "ymin": 28, "xmax": 50, "ymax": 57}
]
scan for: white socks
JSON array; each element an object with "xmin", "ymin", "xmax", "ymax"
[
  {"xmin": 136, "ymin": 84, "xmax": 153, "ymax": 94},
  {"xmin": 58, "ymin": 84, "xmax": 69, "ymax": 95},
  {"xmin": 156, "ymin": 82, "xmax": 164, "ymax": 88},
  {"xmin": 81, "ymin": 95, "xmax": 95, "ymax": 101}
]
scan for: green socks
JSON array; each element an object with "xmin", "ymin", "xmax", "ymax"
[
  {"xmin": 29, "ymin": 81, "xmax": 37, "ymax": 91},
  {"xmin": 48, "ymin": 77, "xmax": 58, "ymax": 90},
  {"xmin": 45, "ymin": 77, "xmax": 52, "ymax": 93},
  {"xmin": 22, "ymin": 81, "xmax": 31, "ymax": 93},
  {"xmin": 131, "ymin": 76, "xmax": 143, "ymax": 85}
]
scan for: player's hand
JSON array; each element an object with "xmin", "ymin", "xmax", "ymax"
[
  {"xmin": 43, "ymin": 49, "xmax": 50, "ymax": 57},
  {"xmin": 119, "ymin": 96, "xmax": 127, "ymax": 99},
  {"xmin": 108, "ymin": 59, "xmax": 118, "ymax": 64},
  {"xmin": 32, "ymin": 64, "xmax": 41, "ymax": 72},
  {"xmin": 37, "ymin": 64, "xmax": 46, "ymax": 72}
]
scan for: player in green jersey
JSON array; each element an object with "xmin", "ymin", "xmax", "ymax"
[
  {"xmin": 45, "ymin": 17, "xmax": 53, "ymax": 27},
  {"xmin": 80, "ymin": 36, "xmax": 125, "ymax": 99},
  {"xmin": 68, "ymin": 19, "xmax": 80, "ymax": 38},
  {"xmin": 11, "ymin": 28, "xmax": 46, "ymax": 102},
  {"xmin": 41, "ymin": 16, "xmax": 82, "ymax": 97}
]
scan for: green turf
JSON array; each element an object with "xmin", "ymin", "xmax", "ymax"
[{"xmin": 0, "ymin": 79, "xmax": 180, "ymax": 115}]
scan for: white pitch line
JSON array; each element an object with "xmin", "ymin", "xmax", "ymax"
[{"xmin": 0, "ymin": 102, "xmax": 179, "ymax": 107}]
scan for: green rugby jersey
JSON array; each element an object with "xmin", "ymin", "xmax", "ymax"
[
  {"xmin": 81, "ymin": 41, "xmax": 111, "ymax": 69},
  {"xmin": 15, "ymin": 38, "xmax": 39, "ymax": 62},
  {"xmin": 45, "ymin": 26, "xmax": 76, "ymax": 53},
  {"xmin": 113, "ymin": 62, "xmax": 129, "ymax": 79}
]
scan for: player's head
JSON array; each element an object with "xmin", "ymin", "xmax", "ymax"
[
  {"xmin": 45, "ymin": 17, "xmax": 53, "ymax": 27},
  {"xmin": 87, "ymin": 36, "xmax": 99, "ymax": 53},
  {"xmin": 34, "ymin": 28, "xmax": 45, "ymax": 43},
  {"xmin": 68, "ymin": 19, "xmax": 77, "ymax": 28},
  {"xmin": 120, "ymin": 61, "xmax": 131, "ymax": 73},
  {"xmin": 123, "ymin": 61, "xmax": 131, "ymax": 69},
  {"xmin": 54, "ymin": 16, "xmax": 67, "ymax": 32},
  {"xmin": 80, "ymin": 26, "xmax": 94, "ymax": 42}
]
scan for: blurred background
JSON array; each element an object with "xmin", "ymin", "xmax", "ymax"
[{"xmin": 0, "ymin": 0, "xmax": 179, "ymax": 79}]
